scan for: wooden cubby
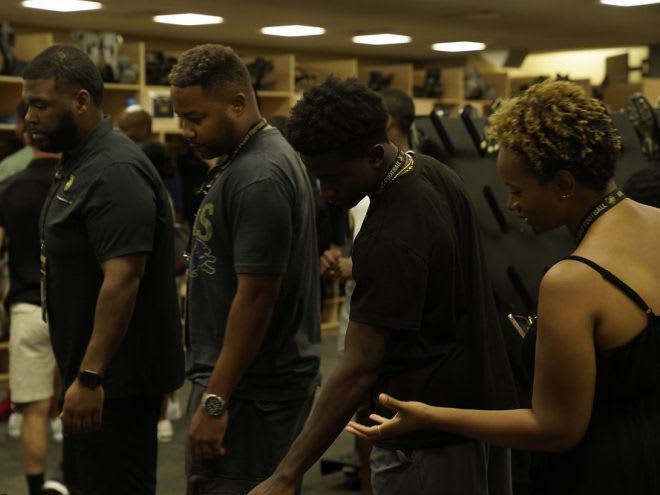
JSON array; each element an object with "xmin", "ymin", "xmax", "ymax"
[
  {"xmin": 295, "ymin": 58, "xmax": 358, "ymax": 95},
  {"xmin": 359, "ymin": 63, "xmax": 413, "ymax": 95},
  {"xmin": 414, "ymin": 66, "xmax": 499, "ymax": 117},
  {"xmin": 2, "ymin": 27, "xmax": 658, "ymax": 149},
  {"xmin": 603, "ymin": 82, "xmax": 643, "ymax": 111}
]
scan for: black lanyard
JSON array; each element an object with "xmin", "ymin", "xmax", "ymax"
[
  {"xmin": 575, "ymin": 189, "xmax": 626, "ymax": 244},
  {"xmin": 185, "ymin": 118, "xmax": 269, "ymax": 258},
  {"xmin": 376, "ymin": 150, "xmax": 413, "ymax": 194},
  {"xmin": 196, "ymin": 118, "xmax": 269, "ymax": 201}
]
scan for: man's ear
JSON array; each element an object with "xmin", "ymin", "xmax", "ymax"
[
  {"xmin": 73, "ymin": 89, "xmax": 92, "ymax": 115},
  {"xmin": 386, "ymin": 114, "xmax": 394, "ymax": 132},
  {"xmin": 229, "ymin": 92, "xmax": 247, "ymax": 115},
  {"xmin": 367, "ymin": 144, "xmax": 386, "ymax": 168},
  {"xmin": 553, "ymin": 169, "xmax": 577, "ymax": 200}
]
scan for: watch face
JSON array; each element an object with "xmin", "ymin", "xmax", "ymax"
[
  {"xmin": 204, "ymin": 395, "xmax": 225, "ymax": 416},
  {"xmin": 78, "ymin": 371, "xmax": 103, "ymax": 389}
]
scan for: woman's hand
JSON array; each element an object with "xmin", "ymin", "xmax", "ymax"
[{"xmin": 345, "ymin": 393, "xmax": 432, "ymax": 441}]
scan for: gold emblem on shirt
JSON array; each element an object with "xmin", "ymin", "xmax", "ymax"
[{"xmin": 64, "ymin": 175, "xmax": 75, "ymax": 192}]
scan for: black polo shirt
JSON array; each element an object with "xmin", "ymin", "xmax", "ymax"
[
  {"xmin": 0, "ymin": 157, "xmax": 57, "ymax": 309},
  {"xmin": 40, "ymin": 118, "xmax": 184, "ymax": 399}
]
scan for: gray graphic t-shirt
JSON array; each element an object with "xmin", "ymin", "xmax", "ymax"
[{"xmin": 186, "ymin": 127, "xmax": 321, "ymax": 401}]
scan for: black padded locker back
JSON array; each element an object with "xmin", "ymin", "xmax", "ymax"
[
  {"xmin": 415, "ymin": 110, "xmax": 658, "ymax": 318},
  {"xmin": 416, "ymin": 113, "xmax": 573, "ymax": 316},
  {"xmin": 611, "ymin": 111, "xmax": 657, "ymax": 184}
]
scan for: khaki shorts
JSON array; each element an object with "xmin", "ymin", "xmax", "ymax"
[{"xmin": 9, "ymin": 303, "xmax": 55, "ymax": 403}]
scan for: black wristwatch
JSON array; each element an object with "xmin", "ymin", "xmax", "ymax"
[
  {"xmin": 78, "ymin": 370, "xmax": 104, "ymax": 389},
  {"xmin": 201, "ymin": 393, "xmax": 226, "ymax": 417}
]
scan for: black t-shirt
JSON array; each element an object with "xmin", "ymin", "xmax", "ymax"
[
  {"xmin": 0, "ymin": 158, "xmax": 57, "ymax": 308},
  {"xmin": 41, "ymin": 118, "xmax": 184, "ymax": 399},
  {"xmin": 351, "ymin": 154, "xmax": 518, "ymax": 450}
]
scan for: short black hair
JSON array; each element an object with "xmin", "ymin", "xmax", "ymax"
[
  {"xmin": 379, "ymin": 88, "xmax": 415, "ymax": 132},
  {"xmin": 23, "ymin": 44, "xmax": 104, "ymax": 107},
  {"xmin": 488, "ymin": 80, "xmax": 621, "ymax": 191},
  {"xmin": 168, "ymin": 44, "xmax": 251, "ymax": 95},
  {"xmin": 623, "ymin": 168, "xmax": 660, "ymax": 208},
  {"xmin": 288, "ymin": 77, "xmax": 388, "ymax": 156}
]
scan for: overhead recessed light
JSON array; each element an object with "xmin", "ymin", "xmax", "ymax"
[
  {"xmin": 21, "ymin": 0, "xmax": 102, "ymax": 12},
  {"xmin": 600, "ymin": 0, "xmax": 660, "ymax": 5},
  {"xmin": 261, "ymin": 25, "xmax": 325, "ymax": 37},
  {"xmin": 432, "ymin": 41, "xmax": 487, "ymax": 52},
  {"xmin": 600, "ymin": 0, "xmax": 660, "ymax": 7},
  {"xmin": 352, "ymin": 34, "xmax": 411, "ymax": 46},
  {"xmin": 153, "ymin": 13, "xmax": 223, "ymax": 26}
]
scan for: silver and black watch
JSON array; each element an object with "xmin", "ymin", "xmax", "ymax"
[{"xmin": 201, "ymin": 393, "xmax": 226, "ymax": 417}]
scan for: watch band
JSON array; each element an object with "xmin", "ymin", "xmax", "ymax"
[{"xmin": 78, "ymin": 369, "xmax": 104, "ymax": 389}]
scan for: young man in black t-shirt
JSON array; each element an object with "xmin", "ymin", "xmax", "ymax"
[
  {"xmin": 249, "ymin": 78, "xmax": 518, "ymax": 495},
  {"xmin": 22, "ymin": 45, "xmax": 184, "ymax": 495}
]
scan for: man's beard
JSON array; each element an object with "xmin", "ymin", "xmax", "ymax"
[{"xmin": 34, "ymin": 110, "xmax": 78, "ymax": 153}]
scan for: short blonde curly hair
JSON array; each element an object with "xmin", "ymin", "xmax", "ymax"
[{"xmin": 487, "ymin": 80, "xmax": 622, "ymax": 190}]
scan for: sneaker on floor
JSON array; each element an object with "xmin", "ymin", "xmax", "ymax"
[
  {"xmin": 51, "ymin": 417, "xmax": 63, "ymax": 443},
  {"xmin": 165, "ymin": 397, "xmax": 182, "ymax": 421},
  {"xmin": 157, "ymin": 419, "xmax": 173, "ymax": 443},
  {"xmin": 7, "ymin": 411, "xmax": 22, "ymax": 438},
  {"xmin": 42, "ymin": 480, "xmax": 70, "ymax": 495}
]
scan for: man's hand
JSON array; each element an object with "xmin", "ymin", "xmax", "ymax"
[
  {"xmin": 61, "ymin": 380, "xmax": 104, "ymax": 433},
  {"xmin": 336, "ymin": 256, "xmax": 353, "ymax": 280},
  {"xmin": 247, "ymin": 474, "xmax": 295, "ymax": 495},
  {"xmin": 188, "ymin": 406, "xmax": 228, "ymax": 460},
  {"xmin": 319, "ymin": 249, "xmax": 341, "ymax": 279}
]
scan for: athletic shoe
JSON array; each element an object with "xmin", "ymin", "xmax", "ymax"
[
  {"xmin": 157, "ymin": 419, "xmax": 173, "ymax": 443},
  {"xmin": 7, "ymin": 410, "xmax": 22, "ymax": 438},
  {"xmin": 166, "ymin": 397, "xmax": 182, "ymax": 421},
  {"xmin": 51, "ymin": 417, "xmax": 63, "ymax": 443},
  {"xmin": 42, "ymin": 480, "xmax": 70, "ymax": 495}
]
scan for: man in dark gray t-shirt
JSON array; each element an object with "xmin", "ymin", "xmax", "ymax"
[{"xmin": 170, "ymin": 44, "xmax": 320, "ymax": 494}]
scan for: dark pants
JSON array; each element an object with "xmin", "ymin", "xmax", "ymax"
[
  {"xmin": 186, "ymin": 382, "xmax": 314, "ymax": 495},
  {"xmin": 371, "ymin": 442, "xmax": 512, "ymax": 495},
  {"xmin": 62, "ymin": 395, "xmax": 162, "ymax": 495}
]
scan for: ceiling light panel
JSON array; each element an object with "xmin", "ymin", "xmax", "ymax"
[
  {"xmin": 432, "ymin": 41, "xmax": 487, "ymax": 52},
  {"xmin": 261, "ymin": 25, "xmax": 325, "ymax": 37},
  {"xmin": 600, "ymin": 0, "xmax": 660, "ymax": 5},
  {"xmin": 21, "ymin": 0, "xmax": 102, "ymax": 12},
  {"xmin": 153, "ymin": 13, "xmax": 223, "ymax": 26},
  {"xmin": 352, "ymin": 34, "xmax": 411, "ymax": 45}
]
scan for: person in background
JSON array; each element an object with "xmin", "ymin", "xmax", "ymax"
[
  {"xmin": 118, "ymin": 106, "xmax": 184, "ymax": 221},
  {"xmin": 0, "ymin": 136, "xmax": 65, "ymax": 495},
  {"xmin": 348, "ymin": 80, "xmax": 660, "ymax": 495},
  {"xmin": 0, "ymin": 100, "xmax": 33, "ymax": 182},
  {"xmin": 379, "ymin": 88, "xmax": 415, "ymax": 153}
]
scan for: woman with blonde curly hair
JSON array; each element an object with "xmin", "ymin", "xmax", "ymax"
[{"xmin": 348, "ymin": 80, "xmax": 660, "ymax": 493}]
